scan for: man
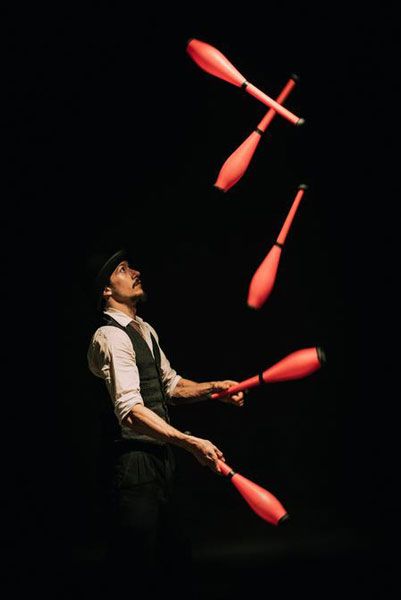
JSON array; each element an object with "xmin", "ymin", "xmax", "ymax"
[{"xmin": 87, "ymin": 249, "xmax": 244, "ymax": 595}]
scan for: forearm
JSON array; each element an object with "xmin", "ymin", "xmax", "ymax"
[
  {"xmin": 122, "ymin": 403, "xmax": 225, "ymax": 472},
  {"xmin": 170, "ymin": 377, "xmax": 216, "ymax": 405},
  {"xmin": 122, "ymin": 403, "xmax": 192, "ymax": 449}
]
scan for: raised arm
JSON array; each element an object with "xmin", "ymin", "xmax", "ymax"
[{"xmin": 146, "ymin": 323, "xmax": 244, "ymax": 408}]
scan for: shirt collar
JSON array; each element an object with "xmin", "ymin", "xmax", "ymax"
[{"xmin": 104, "ymin": 308, "xmax": 143, "ymax": 328}]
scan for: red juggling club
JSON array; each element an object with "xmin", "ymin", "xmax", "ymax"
[
  {"xmin": 211, "ymin": 347, "xmax": 326, "ymax": 399},
  {"xmin": 215, "ymin": 75, "xmax": 298, "ymax": 192},
  {"xmin": 186, "ymin": 39, "xmax": 304, "ymax": 126},
  {"xmin": 247, "ymin": 184, "xmax": 307, "ymax": 309},
  {"xmin": 217, "ymin": 459, "xmax": 289, "ymax": 526}
]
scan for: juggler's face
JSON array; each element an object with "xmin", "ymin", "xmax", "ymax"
[{"xmin": 103, "ymin": 261, "xmax": 146, "ymax": 305}]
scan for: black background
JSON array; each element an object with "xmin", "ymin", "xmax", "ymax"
[{"xmin": 7, "ymin": 5, "xmax": 399, "ymax": 598}]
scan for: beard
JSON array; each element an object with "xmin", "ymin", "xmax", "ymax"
[{"xmin": 134, "ymin": 289, "xmax": 147, "ymax": 304}]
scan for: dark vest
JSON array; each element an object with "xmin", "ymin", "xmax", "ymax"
[{"xmin": 103, "ymin": 314, "xmax": 170, "ymax": 443}]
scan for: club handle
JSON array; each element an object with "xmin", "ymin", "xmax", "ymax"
[
  {"xmin": 258, "ymin": 76, "xmax": 298, "ymax": 132},
  {"xmin": 276, "ymin": 184, "xmax": 307, "ymax": 245},
  {"xmin": 245, "ymin": 82, "xmax": 304, "ymax": 126},
  {"xmin": 210, "ymin": 375, "xmax": 260, "ymax": 399},
  {"xmin": 211, "ymin": 347, "xmax": 326, "ymax": 399},
  {"xmin": 217, "ymin": 459, "xmax": 235, "ymax": 477}
]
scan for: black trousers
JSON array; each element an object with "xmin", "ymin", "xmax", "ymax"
[{"xmin": 104, "ymin": 440, "xmax": 194, "ymax": 596}]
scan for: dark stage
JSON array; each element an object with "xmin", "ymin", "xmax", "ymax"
[{"xmin": 7, "ymin": 6, "xmax": 399, "ymax": 598}]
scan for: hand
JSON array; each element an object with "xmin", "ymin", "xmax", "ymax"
[
  {"xmin": 185, "ymin": 436, "xmax": 225, "ymax": 474},
  {"xmin": 211, "ymin": 380, "xmax": 245, "ymax": 407}
]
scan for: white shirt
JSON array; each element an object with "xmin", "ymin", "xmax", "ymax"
[{"xmin": 87, "ymin": 309, "xmax": 181, "ymax": 433}]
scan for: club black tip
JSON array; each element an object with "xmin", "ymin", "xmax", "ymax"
[
  {"xmin": 298, "ymin": 183, "xmax": 308, "ymax": 190},
  {"xmin": 213, "ymin": 184, "xmax": 226, "ymax": 192},
  {"xmin": 296, "ymin": 118, "xmax": 305, "ymax": 126},
  {"xmin": 246, "ymin": 303, "xmax": 259, "ymax": 311},
  {"xmin": 317, "ymin": 346, "xmax": 327, "ymax": 365},
  {"xmin": 278, "ymin": 514, "xmax": 290, "ymax": 526},
  {"xmin": 290, "ymin": 73, "xmax": 300, "ymax": 82}
]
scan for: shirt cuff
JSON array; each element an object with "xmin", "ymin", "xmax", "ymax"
[
  {"xmin": 115, "ymin": 395, "xmax": 144, "ymax": 424},
  {"xmin": 166, "ymin": 374, "xmax": 182, "ymax": 399}
]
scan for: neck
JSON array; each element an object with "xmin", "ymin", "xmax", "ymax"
[{"xmin": 107, "ymin": 299, "xmax": 137, "ymax": 320}]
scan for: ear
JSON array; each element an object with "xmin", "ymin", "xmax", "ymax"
[{"xmin": 102, "ymin": 285, "xmax": 112, "ymax": 300}]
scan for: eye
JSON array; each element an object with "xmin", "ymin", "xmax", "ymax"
[{"xmin": 120, "ymin": 266, "xmax": 126, "ymax": 272}]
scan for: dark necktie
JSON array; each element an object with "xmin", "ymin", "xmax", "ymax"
[{"xmin": 129, "ymin": 319, "xmax": 145, "ymax": 339}]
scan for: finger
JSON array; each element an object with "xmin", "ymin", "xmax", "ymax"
[
  {"xmin": 206, "ymin": 450, "xmax": 219, "ymax": 463},
  {"xmin": 216, "ymin": 380, "xmax": 237, "ymax": 390},
  {"xmin": 212, "ymin": 452, "xmax": 224, "ymax": 473},
  {"xmin": 205, "ymin": 452, "xmax": 219, "ymax": 471},
  {"xmin": 220, "ymin": 382, "xmax": 233, "ymax": 390},
  {"xmin": 214, "ymin": 460, "xmax": 221, "ymax": 473},
  {"xmin": 228, "ymin": 395, "xmax": 244, "ymax": 406},
  {"xmin": 215, "ymin": 448, "xmax": 224, "ymax": 459}
]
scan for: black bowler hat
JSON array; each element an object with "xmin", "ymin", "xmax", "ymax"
[{"xmin": 88, "ymin": 248, "xmax": 132, "ymax": 311}]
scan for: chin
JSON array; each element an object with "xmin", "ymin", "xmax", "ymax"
[{"xmin": 135, "ymin": 291, "xmax": 147, "ymax": 304}]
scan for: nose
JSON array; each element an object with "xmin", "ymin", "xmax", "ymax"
[{"xmin": 129, "ymin": 268, "xmax": 140, "ymax": 278}]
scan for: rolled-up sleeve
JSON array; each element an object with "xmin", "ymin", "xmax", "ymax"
[{"xmin": 87, "ymin": 327, "xmax": 144, "ymax": 423}]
